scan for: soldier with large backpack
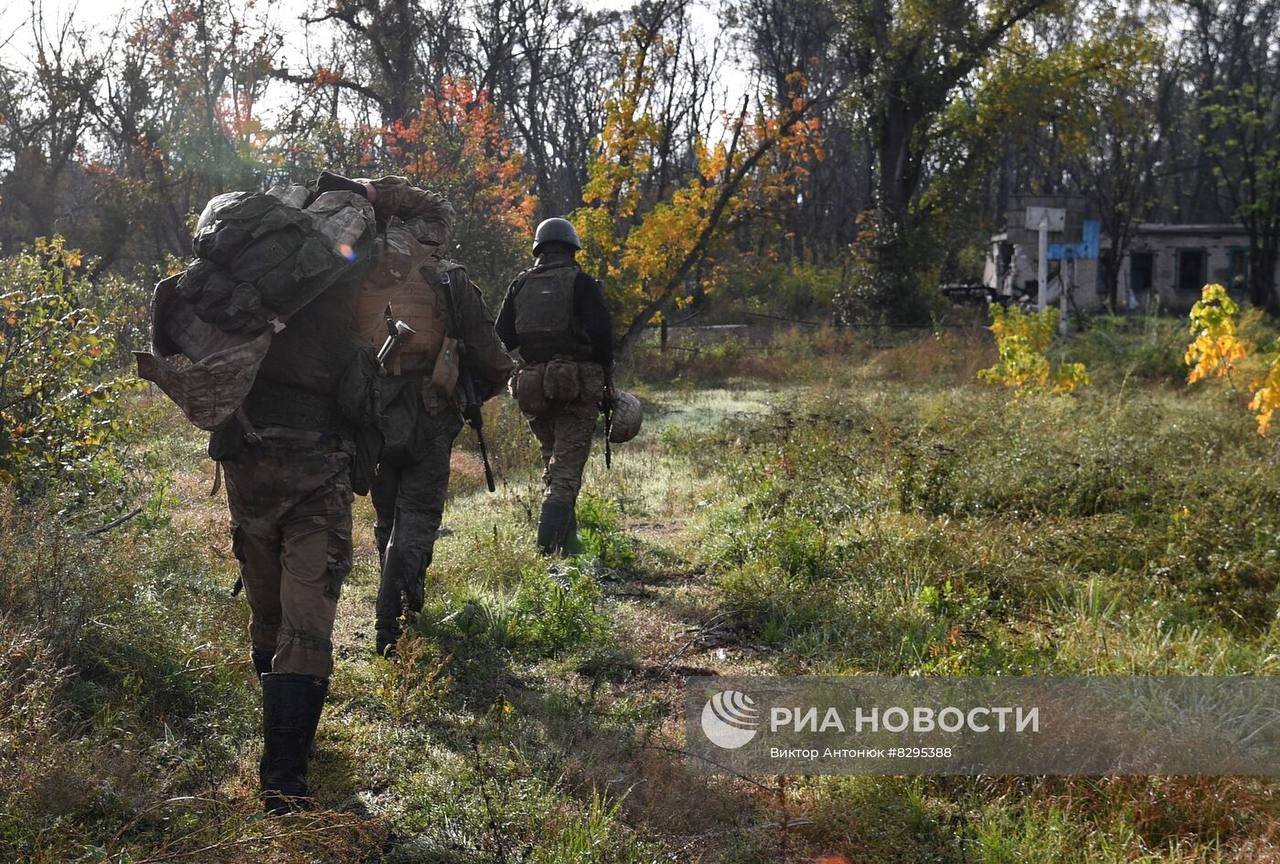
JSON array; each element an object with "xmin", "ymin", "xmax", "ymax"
[
  {"xmin": 496, "ymin": 217, "xmax": 615, "ymax": 554},
  {"xmin": 138, "ymin": 178, "xmax": 381, "ymax": 814},
  {"xmin": 352, "ymin": 177, "xmax": 514, "ymax": 658}
]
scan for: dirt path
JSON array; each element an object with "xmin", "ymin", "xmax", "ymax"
[{"xmin": 301, "ymin": 387, "xmax": 806, "ymax": 860}]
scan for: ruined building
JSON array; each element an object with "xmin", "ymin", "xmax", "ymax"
[{"xmin": 984, "ymin": 195, "xmax": 1277, "ymax": 313}]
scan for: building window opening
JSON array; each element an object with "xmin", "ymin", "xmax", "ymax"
[{"xmin": 1178, "ymin": 249, "xmax": 1207, "ymax": 296}]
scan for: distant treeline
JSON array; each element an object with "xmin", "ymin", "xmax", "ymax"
[{"xmin": 0, "ymin": 0, "xmax": 1276, "ymax": 328}]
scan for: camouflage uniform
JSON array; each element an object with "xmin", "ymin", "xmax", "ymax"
[
  {"xmin": 209, "ymin": 202, "xmax": 378, "ymax": 813},
  {"xmin": 528, "ymin": 361, "xmax": 606, "ymax": 508},
  {"xmin": 365, "ymin": 254, "xmax": 512, "ymax": 656},
  {"xmin": 495, "ymin": 231, "xmax": 614, "ymax": 554},
  {"xmin": 226, "ymin": 434, "xmax": 353, "ymax": 680}
]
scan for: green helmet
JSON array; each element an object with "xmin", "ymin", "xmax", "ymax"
[{"xmin": 533, "ymin": 217, "xmax": 582, "ymax": 254}]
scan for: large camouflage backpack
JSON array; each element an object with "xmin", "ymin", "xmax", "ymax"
[{"xmin": 135, "ymin": 185, "xmax": 377, "ymax": 431}]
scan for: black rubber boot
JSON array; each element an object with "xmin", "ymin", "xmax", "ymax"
[
  {"xmin": 537, "ymin": 501, "xmax": 573, "ymax": 555},
  {"xmin": 260, "ymin": 673, "xmax": 327, "ymax": 815},
  {"xmin": 251, "ymin": 648, "xmax": 272, "ymax": 678}
]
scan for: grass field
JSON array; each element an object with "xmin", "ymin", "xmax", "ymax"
[{"xmin": 4, "ymin": 320, "xmax": 1280, "ymax": 862}]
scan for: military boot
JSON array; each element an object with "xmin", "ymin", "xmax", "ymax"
[
  {"xmin": 260, "ymin": 673, "xmax": 327, "ymax": 815},
  {"xmin": 375, "ymin": 544, "xmax": 431, "ymax": 658},
  {"xmin": 537, "ymin": 501, "xmax": 573, "ymax": 555}
]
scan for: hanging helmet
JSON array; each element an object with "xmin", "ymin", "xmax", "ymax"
[
  {"xmin": 533, "ymin": 217, "xmax": 582, "ymax": 253},
  {"xmin": 608, "ymin": 390, "xmax": 642, "ymax": 443}
]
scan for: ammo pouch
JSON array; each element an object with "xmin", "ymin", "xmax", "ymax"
[
  {"xmin": 513, "ymin": 364, "xmax": 549, "ymax": 416},
  {"xmin": 377, "ymin": 375, "xmax": 422, "ymax": 463},
  {"xmin": 543, "ymin": 358, "xmax": 580, "ymax": 402}
]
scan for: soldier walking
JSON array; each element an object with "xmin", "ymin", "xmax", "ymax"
[
  {"xmin": 212, "ymin": 184, "xmax": 380, "ymax": 815},
  {"xmin": 495, "ymin": 217, "xmax": 614, "ymax": 554},
  {"xmin": 354, "ymin": 178, "xmax": 513, "ymax": 657}
]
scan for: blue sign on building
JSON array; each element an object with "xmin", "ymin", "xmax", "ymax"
[{"xmin": 1047, "ymin": 220, "xmax": 1100, "ymax": 261}]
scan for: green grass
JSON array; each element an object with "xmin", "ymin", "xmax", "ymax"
[{"xmin": 4, "ymin": 322, "xmax": 1280, "ymax": 862}]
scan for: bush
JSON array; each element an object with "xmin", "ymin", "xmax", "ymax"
[
  {"xmin": 0, "ymin": 237, "xmax": 137, "ymax": 504},
  {"xmin": 0, "ymin": 486, "xmax": 254, "ymax": 861},
  {"xmin": 574, "ymin": 492, "xmax": 636, "ymax": 570},
  {"xmin": 414, "ymin": 560, "xmax": 608, "ymax": 665}
]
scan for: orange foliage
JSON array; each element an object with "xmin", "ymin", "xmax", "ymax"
[
  {"xmin": 383, "ymin": 79, "xmax": 537, "ymax": 237},
  {"xmin": 575, "ymin": 48, "xmax": 822, "ymax": 332}
]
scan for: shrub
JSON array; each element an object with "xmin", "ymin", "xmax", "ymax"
[
  {"xmin": 574, "ymin": 491, "xmax": 636, "ymax": 570},
  {"xmin": 979, "ymin": 304, "xmax": 1089, "ymax": 394},
  {"xmin": 0, "ymin": 237, "xmax": 137, "ymax": 503},
  {"xmin": 414, "ymin": 560, "xmax": 608, "ymax": 665}
]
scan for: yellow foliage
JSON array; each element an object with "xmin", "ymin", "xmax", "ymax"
[
  {"xmin": 1184, "ymin": 283, "xmax": 1250, "ymax": 384},
  {"xmin": 978, "ymin": 304, "xmax": 1089, "ymax": 394},
  {"xmin": 1248, "ymin": 353, "xmax": 1280, "ymax": 435},
  {"xmin": 1181, "ymin": 283, "xmax": 1280, "ymax": 436},
  {"xmin": 574, "ymin": 32, "xmax": 821, "ymax": 332}
]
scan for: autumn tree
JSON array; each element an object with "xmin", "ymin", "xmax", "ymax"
[
  {"xmin": 1188, "ymin": 0, "xmax": 1280, "ymax": 309},
  {"xmin": 0, "ymin": 6, "xmax": 103, "ymax": 246},
  {"xmin": 466, "ymin": 0, "xmax": 622, "ymax": 216},
  {"xmin": 575, "ymin": 11, "xmax": 824, "ymax": 348}
]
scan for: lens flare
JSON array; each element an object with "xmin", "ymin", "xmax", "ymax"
[{"xmin": 337, "ymin": 243, "xmax": 356, "ymax": 261}]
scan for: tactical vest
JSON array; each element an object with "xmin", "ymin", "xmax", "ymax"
[
  {"xmin": 513, "ymin": 264, "xmax": 591, "ymax": 359},
  {"xmin": 355, "ymin": 224, "xmax": 448, "ymax": 374}
]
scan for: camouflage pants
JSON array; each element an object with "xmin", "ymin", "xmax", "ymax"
[
  {"xmin": 370, "ymin": 409, "xmax": 462, "ymax": 646},
  {"xmin": 224, "ymin": 432, "xmax": 354, "ymax": 680},
  {"xmin": 528, "ymin": 362, "xmax": 604, "ymax": 507}
]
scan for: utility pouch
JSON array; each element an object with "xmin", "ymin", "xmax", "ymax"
[
  {"xmin": 543, "ymin": 358, "xmax": 580, "ymax": 402},
  {"xmin": 208, "ymin": 414, "xmax": 247, "ymax": 462},
  {"xmin": 514, "ymin": 364, "xmax": 549, "ymax": 416},
  {"xmin": 430, "ymin": 336, "xmax": 461, "ymax": 400},
  {"xmin": 377, "ymin": 377, "xmax": 422, "ymax": 463}
]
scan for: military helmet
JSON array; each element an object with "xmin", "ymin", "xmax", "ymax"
[
  {"xmin": 533, "ymin": 217, "xmax": 582, "ymax": 253},
  {"xmin": 608, "ymin": 390, "xmax": 643, "ymax": 443}
]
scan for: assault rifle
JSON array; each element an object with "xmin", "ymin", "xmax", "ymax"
[{"xmin": 439, "ymin": 269, "xmax": 496, "ymax": 492}]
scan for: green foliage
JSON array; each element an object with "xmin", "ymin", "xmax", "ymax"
[
  {"xmin": 574, "ymin": 492, "xmax": 636, "ymax": 570},
  {"xmin": 0, "ymin": 237, "xmax": 137, "ymax": 501},
  {"xmin": 414, "ymin": 560, "xmax": 608, "ymax": 664},
  {"xmin": 677, "ymin": 343, "xmax": 1280, "ymax": 673},
  {"xmin": 0, "ymin": 486, "xmax": 254, "ymax": 862},
  {"xmin": 1059, "ymin": 315, "xmax": 1187, "ymax": 384}
]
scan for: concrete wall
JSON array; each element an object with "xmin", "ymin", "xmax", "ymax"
[{"xmin": 1121, "ymin": 228, "xmax": 1254, "ymax": 312}]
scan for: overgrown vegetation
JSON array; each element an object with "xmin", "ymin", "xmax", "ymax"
[{"xmin": 4, "ymin": 314, "xmax": 1279, "ymax": 861}]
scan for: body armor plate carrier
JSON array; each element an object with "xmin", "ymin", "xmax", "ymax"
[
  {"xmin": 356, "ymin": 223, "xmax": 448, "ymax": 374},
  {"xmin": 513, "ymin": 264, "xmax": 591, "ymax": 359}
]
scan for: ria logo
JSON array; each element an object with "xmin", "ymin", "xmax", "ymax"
[{"xmin": 701, "ymin": 690, "xmax": 759, "ymax": 749}]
